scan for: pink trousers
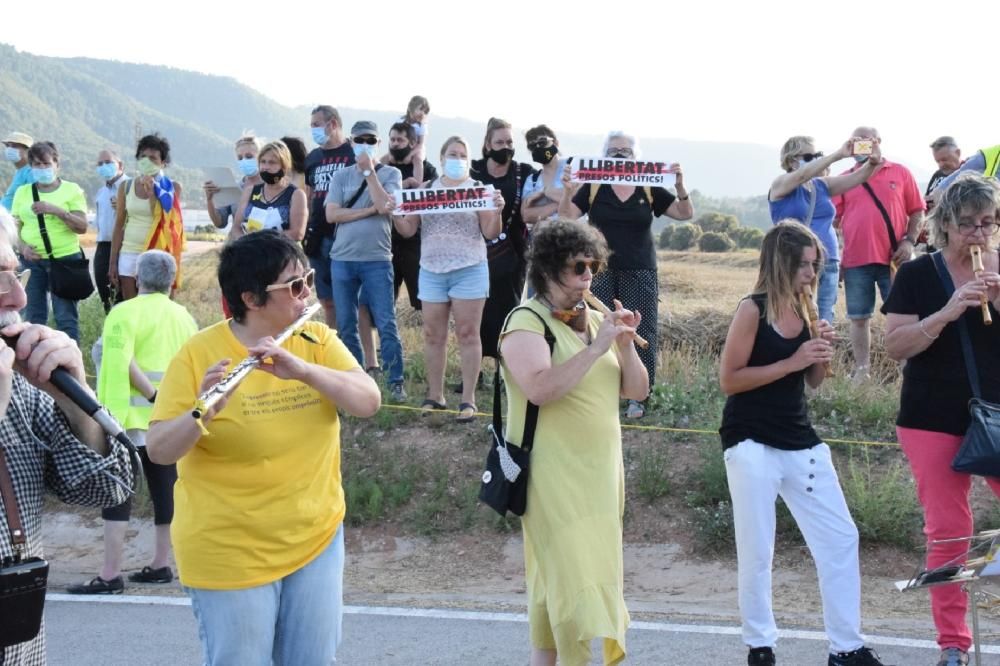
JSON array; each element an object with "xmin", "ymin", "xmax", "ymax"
[{"xmin": 898, "ymin": 426, "xmax": 1000, "ymax": 651}]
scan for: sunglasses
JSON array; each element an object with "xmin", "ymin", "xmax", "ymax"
[
  {"xmin": 353, "ymin": 136, "xmax": 378, "ymax": 145},
  {"xmin": 799, "ymin": 152, "xmax": 824, "ymax": 162},
  {"xmin": 568, "ymin": 260, "xmax": 601, "ymax": 276},
  {"xmin": 265, "ymin": 269, "xmax": 315, "ymax": 298},
  {"xmin": 606, "ymin": 149, "xmax": 634, "ymax": 158},
  {"xmin": 0, "ymin": 269, "xmax": 30, "ymax": 295},
  {"xmin": 527, "ymin": 139, "xmax": 554, "ymax": 150}
]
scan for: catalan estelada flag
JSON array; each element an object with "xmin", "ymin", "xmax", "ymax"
[{"xmin": 144, "ymin": 176, "xmax": 186, "ymax": 289}]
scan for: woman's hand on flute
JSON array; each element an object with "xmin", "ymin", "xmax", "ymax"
[
  {"xmin": 610, "ymin": 298, "xmax": 642, "ymax": 350},
  {"xmin": 198, "ymin": 358, "xmax": 233, "ymax": 423},
  {"xmin": 248, "ymin": 338, "xmax": 309, "ymax": 381},
  {"xmin": 816, "ymin": 319, "xmax": 836, "ymax": 342},
  {"xmin": 941, "ymin": 279, "xmax": 989, "ymax": 323},
  {"xmin": 788, "ymin": 338, "xmax": 834, "ymax": 373},
  {"xmin": 979, "ymin": 269, "xmax": 1000, "ymax": 308}
]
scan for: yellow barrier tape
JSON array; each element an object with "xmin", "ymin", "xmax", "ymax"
[{"xmin": 375, "ymin": 404, "xmax": 898, "ymax": 448}]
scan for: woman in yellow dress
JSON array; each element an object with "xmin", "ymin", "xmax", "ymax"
[{"xmin": 499, "ymin": 219, "xmax": 649, "ymax": 665}]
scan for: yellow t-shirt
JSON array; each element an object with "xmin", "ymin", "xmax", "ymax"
[
  {"xmin": 151, "ymin": 319, "xmax": 359, "ymax": 589},
  {"xmin": 11, "ymin": 180, "xmax": 86, "ymax": 259}
]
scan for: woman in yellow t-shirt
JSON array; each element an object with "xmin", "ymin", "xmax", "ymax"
[
  {"xmin": 9, "ymin": 141, "xmax": 88, "ymax": 342},
  {"xmin": 499, "ymin": 219, "xmax": 648, "ymax": 666},
  {"xmin": 147, "ymin": 232, "xmax": 381, "ymax": 665}
]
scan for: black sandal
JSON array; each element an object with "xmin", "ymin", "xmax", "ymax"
[
  {"xmin": 456, "ymin": 402, "xmax": 477, "ymax": 423},
  {"xmin": 420, "ymin": 399, "xmax": 447, "ymax": 415}
]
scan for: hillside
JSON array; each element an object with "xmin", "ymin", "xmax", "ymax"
[{"xmin": 0, "ymin": 44, "xmax": 780, "ymax": 210}]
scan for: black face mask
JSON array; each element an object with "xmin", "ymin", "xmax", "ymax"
[
  {"xmin": 260, "ymin": 169, "xmax": 284, "ymax": 185},
  {"xmin": 531, "ymin": 145, "xmax": 557, "ymax": 165},
  {"xmin": 389, "ymin": 146, "xmax": 411, "ymax": 162},
  {"xmin": 488, "ymin": 148, "xmax": 514, "ymax": 165}
]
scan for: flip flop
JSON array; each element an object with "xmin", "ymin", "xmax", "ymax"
[
  {"xmin": 420, "ymin": 399, "xmax": 447, "ymax": 416},
  {"xmin": 456, "ymin": 402, "xmax": 477, "ymax": 423}
]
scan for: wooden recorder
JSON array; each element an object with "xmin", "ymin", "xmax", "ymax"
[
  {"xmin": 970, "ymin": 245, "xmax": 992, "ymax": 326},
  {"xmin": 800, "ymin": 285, "xmax": 834, "ymax": 378}
]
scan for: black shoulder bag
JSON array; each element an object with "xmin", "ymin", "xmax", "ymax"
[
  {"xmin": 303, "ymin": 165, "xmax": 383, "ymax": 257},
  {"xmin": 861, "ymin": 182, "xmax": 900, "ymax": 258},
  {"xmin": 479, "ymin": 307, "xmax": 555, "ymax": 517},
  {"xmin": 931, "ymin": 251, "xmax": 1000, "ymax": 476},
  {"xmin": 31, "ymin": 184, "xmax": 95, "ymax": 301},
  {"xmin": 0, "ymin": 448, "xmax": 49, "ymax": 648}
]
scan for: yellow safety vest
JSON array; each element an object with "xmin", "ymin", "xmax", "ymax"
[
  {"xmin": 97, "ymin": 292, "xmax": 198, "ymax": 430},
  {"xmin": 982, "ymin": 145, "xmax": 1000, "ymax": 178}
]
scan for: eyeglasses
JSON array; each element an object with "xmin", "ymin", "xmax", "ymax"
[
  {"xmin": 265, "ymin": 269, "xmax": 315, "ymax": 298},
  {"xmin": 957, "ymin": 221, "xmax": 1000, "ymax": 235},
  {"xmin": 798, "ymin": 152, "xmax": 824, "ymax": 162},
  {"xmin": 606, "ymin": 149, "xmax": 634, "ymax": 158},
  {"xmin": 353, "ymin": 136, "xmax": 378, "ymax": 145},
  {"xmin": 0, "ymin": 269, "xmax": 30, "ymax": 295},
  {"xmin": 527, "ymin": 139, "xmax": 554, "ymax": 150},
  {"xmin": 568, "ymin": 260, "xmax": 601, "ymax": 276}
]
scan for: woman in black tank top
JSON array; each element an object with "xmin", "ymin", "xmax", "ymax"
[{"xmin": 717, "ymin": 221, "xmax": 885, "ymax": 666}]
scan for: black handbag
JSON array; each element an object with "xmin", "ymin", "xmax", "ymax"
[
  {"xmin": 31, "ymin": 184, "xmax": 95, "ymax": 301},
  {"xmin": 931, "ymin": 251, "xmax": 1000, "ymax": 476},
  {"xmin": 0, "ymin": 447, "xmax": 48, "ymax": 648},
  {"xmin": 479, "ymin": 307, "xmax": 554, "ymax": 517}
]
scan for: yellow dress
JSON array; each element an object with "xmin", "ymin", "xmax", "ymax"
[{"xmin": 500, "ymin": 299, "xmax": 628, "ymax": 666}]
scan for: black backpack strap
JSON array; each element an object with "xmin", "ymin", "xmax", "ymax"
[
  {"xmin": 31, "ymin": 184, "xmax": 55, "ymax": 259},
  {"xmin": 344, "ymin": 165, "xmax": 384, "ymax": 210},
  {"xmin": 931, "ymin": 251, "xmax": 981, "ymax": 398},
  {"xmin": 861, "ymin": 182, "xmax": 898, "ymax": 253},
  {"xmin": 494, "ymin": 306, "xmax": 555, "ymax": 454}
]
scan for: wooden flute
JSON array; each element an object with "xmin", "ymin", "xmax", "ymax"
[
  {"xmin": 970, "ymin": 245, "xmax": 992, "ymax": 326},
  {"xmin": 582, "ymin": 290, "xmax": 649, "ymax": 349},
  {"xmin": 799, "ymin": 285, "xmax": 834, "ymax": 377}
]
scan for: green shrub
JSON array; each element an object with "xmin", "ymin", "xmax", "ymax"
[
  {"xmin": 635, "ymin": 447, "xmax": 671, "ymax": 503},
  {"xmin": 696, "ymin": 212, "xmax": 740, "ymax": 235},
  {"xmin": 692, "ymin": 501, "xmax": 735, "ymax": 554},
  {"xmin": 698, "ymin": 231, "xmax": 735, "ymax": 253},
  {"xmin": 685, "ymin": 444, "xmax": 730, "ymax": 508},
  {"xmin": 658, "ymin": 225, "xmax": 674, "ymax": 249},
  {"xmin": 840, "ymin": 449, "xmax": 922, "ymax": 548},
  {"xmin": 669, "ymin": 223, "xmax": 702, "ymax": 250},
  {"xmin": 730, "ymin": 227, "xmax": 765, "ymax": 249}
]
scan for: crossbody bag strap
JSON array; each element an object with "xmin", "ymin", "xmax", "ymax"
[
  {"xmin": 931, "ymin": 251, "xmax": 982, "ymax": 398},
  {"xmin": 0, "ymin": 448, "xmax": 27, "ymax": 560},
  {"xmin": 344, "ymin": 164, "xmax": 383, "ymax": 210},
  {"xmin": 861, "ymin": 182, "xmax": 898, "ymax": 253},
  {"xmin": 31, "ymin": 184, "xmax": 56, "ymax": 259},
  {"xmin": 495, "ymin": 306, "xmax": 556, "ymax": 454}
]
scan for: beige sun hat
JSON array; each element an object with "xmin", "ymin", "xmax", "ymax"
[{"xmin": 3, "ymin": 131, "xmax": 34, "ymax": 148}]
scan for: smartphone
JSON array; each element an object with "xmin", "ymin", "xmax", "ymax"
[{"xmin": 852, "ymin": 140, "xmax": 874, "ymax": 156}]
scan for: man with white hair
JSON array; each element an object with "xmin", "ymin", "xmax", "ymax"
[
  {"xmin": 0, "ymin": 206, "xmax": 133, "ymax": 662},
  {"xmin": 68, "ymin": 250, "xmax": 197, "ymax": 594}
]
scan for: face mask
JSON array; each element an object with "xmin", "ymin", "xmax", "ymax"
[
  {"xmin": 137, "ymin": 157, "xmax": 161, "ymax": 177},
  {"xmin": 237, "ymin": 158, "xmax": 259, "ymax": 177},
  {"xmin": 4, "ymin": 147, "xmax": 20, "ymax": 162},
  {"xmin": 531, "ymin": 145, "xmax": 557, "ymax": 165},
  {"xmin": 854, "ymin": 155, "xmax": 869, "ymax": 164},
  {"xmin": 260, "ymin": 169, "xmax": 285, "ymax": 185},
  {"xmin": 389, "ymin": 146, "xmax": 411, "ymax": 162},
  {"xmin": 311, "ymin": 127, "xmax": 329, "ymax": 145},
  {"xmin": 96, "ymin": 162, "xmax": 118, "ymax": 180},
  {"xmin": 443, "ymin": 158, "xmax": 468, "ymax": 180},
  {"xmin": 488, "ymin": 148, "xmax": 514, "ymax": 165},
  {"xmin": 353, "ymin": 144, "xmax": 377, "ymax": 160},
  {"xmin": 32, "ymin": 167, "xmax": 55, "ymax": 185}
]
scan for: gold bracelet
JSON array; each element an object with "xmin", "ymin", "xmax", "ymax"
[{"xmin": 919, "ymin": 319, "xmax": 939, "ymax": 340}]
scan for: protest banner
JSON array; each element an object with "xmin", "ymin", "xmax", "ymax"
[
  {"xmin": 393, "ymin": 185, "xmax": 497, "ymax": 216},
  {"xmin": 570, "ymin": 157, "xmax": 677, "ymax": 187}
]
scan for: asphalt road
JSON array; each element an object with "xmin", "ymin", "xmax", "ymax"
[{"xmin": 44, "ymin": 595, "xmax": 1000, "ymax": 665}]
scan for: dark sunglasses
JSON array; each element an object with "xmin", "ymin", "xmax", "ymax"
[
  {"xmin": 799, "ymin": 152, "xmax": 824, "ymax": 162},
  {"xmin": 527, "ymin": 138, "xmax": 554, "ymax": 150},
  {"xmin": 569, "ymin": 260, "xmax": 601, "ymax": 276},
  {"xmin": 266, "ymin": 269, "xmax": 316, "ymax": 298},
  {"xmin": 353, "ymin": 136, "xmax": 378, "ymax": 145}
]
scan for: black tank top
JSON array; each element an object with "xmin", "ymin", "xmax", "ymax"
[{"xmin": 719, "ymin": 294, "xmax": 820, "ymax": 451}]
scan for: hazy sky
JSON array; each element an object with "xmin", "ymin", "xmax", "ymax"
[{"xmin": 6, "ymin": 0, "xmax": 996, "ymax": 172}]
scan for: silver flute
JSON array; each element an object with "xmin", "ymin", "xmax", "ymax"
[{"xmin": 192, "ymin": 302, "xmax": 322, "ymax": 419}]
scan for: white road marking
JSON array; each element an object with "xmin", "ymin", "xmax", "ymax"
[{"xmin": 46, "ymin": 595, "xmax": 999, "ymax": 654}]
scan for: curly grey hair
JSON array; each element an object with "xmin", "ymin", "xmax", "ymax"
[{"xmin": 929, "ymin": 172, "xmax": 1000, "ymax": 248}]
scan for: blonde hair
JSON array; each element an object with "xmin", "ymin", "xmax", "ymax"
[
  {"xmin": 779, "ymin": 136, "xmax": 814, "ymax": 172},
  {"xmin": 235, "ymin": 132, "xmax": 262, "ymax": 153},
  {"xmin": 258, "ymin": 140, "xmax": 292, "ymax": 172},
  {"xmin": 481, "ymin": 117, "xmax": 512, "ymax": 158},
  {"xmin": 440, "ymin": 136, "xmax": 470, "ymax": 159},
  {"xmin": 754, "ymin": 220, "xmax": 825, "ymax": 324},
  {"xmin": 929, "ymin": 172, "xmax": 1000, "ymax": 249}
]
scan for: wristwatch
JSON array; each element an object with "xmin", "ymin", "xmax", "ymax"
[{"xmin": 362, "ymin": 169, "xmax": 373, "ymax": 177}]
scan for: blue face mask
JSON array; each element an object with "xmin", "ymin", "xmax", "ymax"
[
  {"xmin": 443, "ymin": 158, "xmax": 468, "ymax": 180},
  {"xmin": 352, "ymin": 144, "xmax": 377, "ymax": 160},
  {"xmin": 854, "ymin": 155, "xmax": 869, "ymax": 164},
  {"xmin": 311, "ymin": 127, "xmax": 329, "ymax": 145},
  {"xmin": 32, "ymin": 167, "xmax": 55, "ymax": 185},
  {"xmin": 237, "ymin": 158, "xmax": 259, "ymax": 177},
  {"xmin": 4, "ymin": 146, "xmax": 20, "ymax": 162},
  {"xmin": 96, "ymin": 162, "xmax": 118, "ymax": 180}
]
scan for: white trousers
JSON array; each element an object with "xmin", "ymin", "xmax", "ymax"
[{"xmin": 724, "ymin": 439, "xmax": 864, "ymax": 653}]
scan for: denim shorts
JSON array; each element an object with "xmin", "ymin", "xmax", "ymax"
[
  {"xmin": 843, "ymin": 263, "xmax": 891, "ymax": 320},
  {"xmin": 307, "ymin": 235, "xmax": 335, "ymax": 300},
  {"xmin": 418, "ymin": 261, "xmax": 490, "ymax": 303}
]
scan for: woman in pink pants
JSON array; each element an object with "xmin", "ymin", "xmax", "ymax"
[{"xmin": 884, "ymin": 173, "xmax": 1000, "ymax": 666}]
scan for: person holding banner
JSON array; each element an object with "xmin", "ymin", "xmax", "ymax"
[
  {"xmin": 521, "ymin": 125, "xmax": 571, "ymax": 229},
  {"xmin": 471, "ymin": 118, "xmax": 537, "ymax": 365},
  {"xmin": 393, "ymin": 136, "xmax": 503, "ymax": 421},
  {"xmin": 229, "ymin": 140, "xmax": 307, "ymax": 242},
  {"xmin": 558, "ymin": 131, "xmax": 693, "ymax": 419}
]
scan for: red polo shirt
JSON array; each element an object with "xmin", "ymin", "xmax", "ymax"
[{"xmin": 833, "ymin": 160, "xmax": 925, "ymax": 268}]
